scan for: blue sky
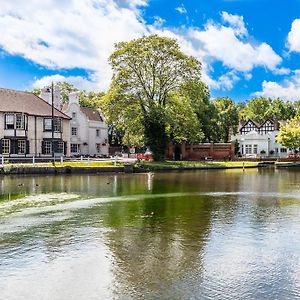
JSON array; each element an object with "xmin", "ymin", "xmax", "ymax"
[{"xmin": 1, "ymin": 0, "xmax": 300, "ymax": 102}]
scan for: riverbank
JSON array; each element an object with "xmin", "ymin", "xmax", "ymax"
[
  {"xmin": 134, "ymin": 161, "xmax": 260, "ymax": 172},
  {"xmin": 0, "ymin": 160, "xmax": 262, "ymax": 175}
]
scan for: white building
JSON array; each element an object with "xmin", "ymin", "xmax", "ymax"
[
  {"xmin": 231, "ymin": 118, "xmax": 290, "ymax": 158},
  {"xmin": 0, "ymin": 88, "xmax": 71, "ymax": 157},
  {"xmin": 62, "ymin": 92, "xmax": 109, "ymax": 157}
]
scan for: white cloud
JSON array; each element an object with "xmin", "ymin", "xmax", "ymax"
[
  {"xmin": 221, "ymin": 11, "xmax": 247, "ymax": 36},
  {"xmin": 32, "ymin": 74, "xmax": 100, "ymax": 92},
  {"xmin": 287, "ymin": 19, "xmax": 300, "ymax": 53},
  {"xmin": 254, "ymin": 71, "xmax": 300, "ymax": 101},
  {"xmin": 189, "ymin": 23, "xmax": 282, "ymax": 73},
  {"xmin": 0, "ymin": 0, "xmax": 147, "ymax": 90},
  {"xmin": 0, "ymin": 2, "xmax": 284, "ymax": 92},
  {"xmin": 175, "ymin": 4, "xmax": 187, "ymax": 14},
  {"xmin": 149, "ymin": 12, "xmax": 282, "ymax": 91}
]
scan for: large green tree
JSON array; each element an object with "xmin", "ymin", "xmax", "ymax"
[
  {"xmin": 107, "ymin": 35, "xmax": 204, "ymax": 160},
  {"xmin": 276, "ymin": 119, "xmax": 300, "ymax": 153}
]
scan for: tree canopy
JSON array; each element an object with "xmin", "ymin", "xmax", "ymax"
[
  {"xmin": 276, "ymin": 119, "xmax": 300, "ymax": 152},
  {"xmin": 105, "ymin": 34, "xmax": 205, "ymax": 160}
]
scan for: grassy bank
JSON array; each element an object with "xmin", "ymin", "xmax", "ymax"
[
  {"xmin": 134, "ymin": 160, "xmax": 259, "ymax": 171},
  {"xmin": 1, "ymin": 161, "xmax": 124, "ymax": 169}
]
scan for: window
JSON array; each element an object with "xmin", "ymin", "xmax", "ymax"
[
  {"xmin": 2, "ymin": 139, "xmax": 10, "ymax": 154},
  {"xmin": 96, "ymin": 129, "xmax": 100, "ymax": 137},
  {"xmin": 96, "ymin": 143, "xmax": 101, "ymax": 153},
  {"xmin": 44, "ymin": 118, "xmax": 62, "ymax": 132},
  {"xmin": 44, "ymin": 141, "xmax": 52, "ymax": 154},
  {"xmin": 44, "ymin": 119, "xmax": 52, "ymax": 131},
  {"xmin": 18, "ymin": 140, "xmax": 26, "ymax": 154},
  {"xmin": 71, "ymin": 144, "xmax": 79, "ymax": 153},
  {"xmin": 72, "ymin": 112, "xmax": 76, "ymax": 119},
  {"xmin": 280, "ymin": 148, "xmax": 287, "ymax": 153},
  {"xmin": 57, "ymin": 141, "xmax": 64, "ymax": 153},
  {"xmin": 53, "ymin": 119, "xmax": 62, "ymax": 132},
  {"xmin": 72, "ymin": 127, "xmax": 78, "ymax": 136},
  {"xmin": 16, "ymin": 114, "xmax": 25, "ymax": 129},
  {"xmin": 245, "ymin": 144, "xmax": 252, "ymax": 154},
  {"xmin": 253, "ymin": 144, "xmax": 258, "ymax": 154},
  {"xmin": 5, "ymin": 114, "xmax": 14, "ymax": 129}
]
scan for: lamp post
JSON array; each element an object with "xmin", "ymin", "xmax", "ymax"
[{"xmin": 51, "ymin": 82, "xmax": 55, "ymax": 165}]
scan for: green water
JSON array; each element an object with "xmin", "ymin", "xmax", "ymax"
[{"xmin": 1, "ymin": 169, "xmax": 300, "ymax": 299}]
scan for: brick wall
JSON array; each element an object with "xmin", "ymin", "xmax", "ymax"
[{"xmin": 167, "ymin": 142, "xmax": 235, "ymax": 160}]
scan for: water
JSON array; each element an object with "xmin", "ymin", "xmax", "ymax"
[{"xmin": 1, "ymin": 169, "xmax": 300, "ymax": 299}]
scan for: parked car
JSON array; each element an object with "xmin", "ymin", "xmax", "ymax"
[{"xmin": 137, "ymin": 149, "xmax": 153, "ymax": 161}]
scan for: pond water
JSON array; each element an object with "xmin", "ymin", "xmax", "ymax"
[{"xmin": 1, "ymin": 169, "xmax": 300, "ymax": 299}]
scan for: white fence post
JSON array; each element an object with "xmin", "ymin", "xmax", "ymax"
[
  {"xmin": 1, "ymin": 156, "xmax": 4, "ymax": 167},
  {"xmin": 60, "ymin": 156, "xmax": 63, "ymax": 167},
  {"xmin": 87, "ymin": 156, "xmax": 90, "ymax": 166},
  {"xmin": 32, "ymin": 156, "xmax": 35, "ymax": 166},
  {"xmin": 114, "ymin": 155, "xmax": 117, "ymax": 167},
  {"xmin": 80, "ymin": 155, "xmax": 83, "ymax": 162}
]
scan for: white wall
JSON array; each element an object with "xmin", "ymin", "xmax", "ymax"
[
  {"xmin": 64, "ymin": 100, "xmax": 109, "ymax": 156},
  {"xmin": 232, "ymin": 130, "xmax": 290, "ymax": 157}
]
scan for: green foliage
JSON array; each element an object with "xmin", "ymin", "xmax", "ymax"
[
  {"xmin": 277, "ymin": 119, "xmax": 300, "ymax": 152},
  {"xmin": 107, "ymin": 35, "xmax": 204, "ymax": 160},
  {"xmin": 179, "ymin": 80, "xmax": 216, "ymax": 142},
  {"xmin": 239, "ymin": 97, "xmax": 271, "ymax": 123},
  {"xmin": 213, "ymin": 97, "xmax": 239, "ymax": 142},
  {"xmin": 166, "ymin": 92, "xmax": 204, "ymax": 144},
  {"xmin": 240, "ymin": 97, "xmax": 296, "ymax": 123},
  {"xmin": 79, "ymin": 91, "xmax": 105, "ymax": 109}
]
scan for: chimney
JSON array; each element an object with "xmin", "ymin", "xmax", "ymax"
[
  {"xmin": 40, "ymin": 86, "xmax": 51, "ymax": 104},
  {"xmin": 69, "ymin": 91, "xmax": 80, "ymax": 105},
  {"xmin": 40, "ymin": 85, "xmax": 61, "ymax": 110}
]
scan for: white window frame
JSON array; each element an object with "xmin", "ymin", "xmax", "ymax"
[
  {"xmin": 253, "ymin": 144, "xmax": 258, "ymax": 154},
  {"xmin": 71, "ymin": 144, "xmax": 79, "ymax": 153},
  {"xmin": 245, "ymin": 144, "xmax": 252, "ymax": 154},
  {"xmin": 2, "ymin": 139, "xmax": 10, "ymax": 154},
  {"xmin": 16, "ymin": 114, "xmax": 25, "ymax": 130},
  {"xmin": 71, "ymin": 127, "xmax": 78, "ymax": 136},
  {"xmin": 5, "ymin": 114, "xmax": 14, "ymax": 129},
  {"xmin": 57, "ymin": 141, "xmax": 64, "ymax": 153},
  {"xmin": 18, "ymin": 140, "xmax": 26, "ymax": 154},
  {"xmin": 44, "ymin": 141, "xmax": 52, "ymax": 154}
]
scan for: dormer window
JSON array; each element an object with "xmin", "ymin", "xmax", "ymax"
[{"xmin": 72, "ymin": 112, "xmax": 76, "ymax": 119}]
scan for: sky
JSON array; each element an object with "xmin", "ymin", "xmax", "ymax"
[{"xmin": 0, "ymin": 0, "xmax": 300, "ymax": 102}]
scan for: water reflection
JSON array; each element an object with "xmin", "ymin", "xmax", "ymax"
[{"xmin": 0, "ymin": 170, "xmax": 300, "ymax": 299}]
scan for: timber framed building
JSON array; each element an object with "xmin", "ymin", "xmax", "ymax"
[{"xmin": 0, "ymin": 88, "xmax": 71, "ymax": 157}]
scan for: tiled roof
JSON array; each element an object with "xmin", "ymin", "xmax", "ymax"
[
  {"xmin": 80, "ymin": 107, "xmax": 104, "ymax": 122},
  {"xmin": 0, "ymin": 88, "xmax": 70, "ymax": 119}
]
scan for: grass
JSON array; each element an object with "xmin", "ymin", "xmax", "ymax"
[
  {"xmin": 1, "ymin": 161, "xmax": 124, "ymax": 169},
  {"xmin": 135, "ymin": 160, "xmax": 259, "ymax": 171}
]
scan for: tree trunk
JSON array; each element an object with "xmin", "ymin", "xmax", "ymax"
[{"xmin": 143, "ymin": 110, "xmax": 168, "ymax": 161}]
